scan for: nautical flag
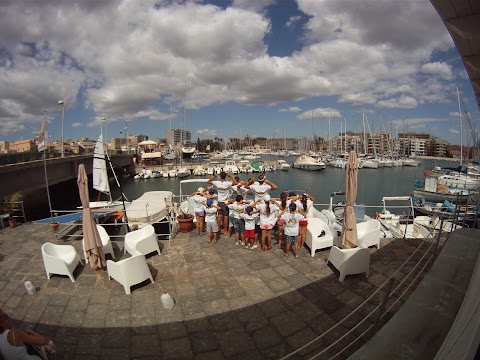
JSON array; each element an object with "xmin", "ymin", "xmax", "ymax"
[
  {"xmin": 35, "ymin": 117, "xmax": 48, "ymax": 152},
  {"xmin": 206, "ymin": 144, "xmax": 210, "ymax": 151}
]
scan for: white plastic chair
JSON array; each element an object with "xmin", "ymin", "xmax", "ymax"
[
  {"xmin": 42, "ymin": 242, "xmax": 83, "ymax": 282},
  {"xmin": 124, "ymin": 224, "xmax": 161, "ymax": 257},
  {"xmin": 327, "ymin": 245, "xmax": 370, "ymax": 282},
  {"xmin": 106, "ymin": 254, "xmax": 154, "ymax": 294},
  {"xmin": 356, "ymin": 219, "xmax": 381, "ymax": 249},
  {"xmin": 82, "ymin": 224, "xmax": 115, "ymax": 260},
  {"xmin": 305, "ymin": 218, "xmax": 336, "ymax": 257}
]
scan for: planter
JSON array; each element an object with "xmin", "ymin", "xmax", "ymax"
[
  {"xmin": 49, "ymin": 222, "xmax": 59, "ymax": 232},
  {"xmin": 177, "ymin": 214, "xmax": 194, "ymax": 233},
  {"xmin": 8, "ymin": 217, "xmax": 17, "ymax": 228}
]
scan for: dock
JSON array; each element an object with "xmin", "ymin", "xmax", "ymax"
[{"xmin": 0, "ymin": 222, "xmax": 466, "ymax": 359}]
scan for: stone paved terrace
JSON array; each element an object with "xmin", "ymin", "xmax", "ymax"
[{"xmin": 0, "ymin": 222, "xmax": 439, "ymax": 360}]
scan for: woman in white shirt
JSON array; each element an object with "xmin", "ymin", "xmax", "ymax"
[{"xmin": 254, "ymin": 194, "xmax": 279, "ymax": 251}]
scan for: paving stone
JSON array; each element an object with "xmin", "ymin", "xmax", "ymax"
[
  {"xmin": 252, "ymin": 325, "xmax": 283, "ymax": 348},
  {"xmin": 75, "ymin": 333, "xmax": 103, "ymax": 356},
  {"xmin": 216, "ymin": 329, "xmax": 255, "ymax": 357},
  {"xmin": 180, "ymin": 296, "xmax": 205, "ymax": 315},
  {"xmin": 190, "ymin": 330, "xmax": 219, "ymax": 353},
  {"xmin": 39, "ymin": 305, "xmax": 65, "ymax": 325},
  {"xmin": 196, "ymin": 285, "xmax": 224, "ymax": 302},
  {"xmin": 102, "ymin": 327, "xmax": 131, "ymax": 348},
  {"xmin": 160, "ymin": 337, "xmax": 193, "ymax": 360},
  {"xmin": 105, "ymin": 310, "xmax": 130, "ymax": 327},
  {"xmin": 292, "ymin": 299, "xmax": 324, "ymax": 323},
  {"xmin": 270, "ymin": 310, "xmax": 307, "ymax": 337},
  {"xmin": 49, "ymin": 293, "xmax": 71, "ymax": 307},
  {"xmin": 157, "ymin": 321, "xmax": 188, "ymax": 339},
  {"xmin": 195, "ymin": 350, "xmax": 225, "ymax": 360},
  {"xmin": 222, "ymin": 284, "xmax": 247, "ymax": 299},
  {"xmin": 130, "ymin": 333, "xmax": 161, "ymax": 357}
]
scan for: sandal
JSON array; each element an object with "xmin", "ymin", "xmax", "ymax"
[
  {"xmin": 275, "ymin": 243, "xmax": 281, "ymax": 249},
  {"xmin": 267, "ymin": 246, "xmax": 272, "ymax": 250}
]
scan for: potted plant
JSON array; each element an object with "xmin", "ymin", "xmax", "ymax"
[
  {"xmin": 176, "ymin": 210, "xmax": 195, "ymax": 233},
  {"xmin": 49, "ymin": 221, "xmax": 60, "ymax": 232},
  {"xmin": 1, "ymin": 192, "xmax": 23, "ymax": 228}
]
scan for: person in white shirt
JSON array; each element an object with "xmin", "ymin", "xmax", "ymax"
[
  {"xmin": 227, "ymin": 195, "xmax": 247, "ymax": 245},
  {"xmin": 203, "ymin": 199, "xmax": 221, "ymax": 244},
  {"xmin": 190, "ymin": 187, "xmax": 207, "ymax": 235},
  {"xmin": 244, "ymin": 174, "xmax": 278, "ymax": 201},
  {"xmin": 241, "ymin": 206, "xmax": 259, "ymax": 249},
  {"xmin": 294, "ymin": 193, "xmax": 315, "ymax": 248},
  {"xmin": 0, "ymin": 308, "xmax": 55, "ymax": 360},
  {"xmin": 207, "ymin": 171, "xmax": 237, "ymax": 235},
  {"xmin": 254, "ymin": 194, "xmax": 280, "ymax": 251},
  {"xmin": 278, "ymin": 203, "xmax": 305, "ymax": 258}
]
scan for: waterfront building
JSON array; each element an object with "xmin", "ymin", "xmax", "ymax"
[{"xmin": 166, "ymin": 129, "xmax": 191, "ymax": 146}]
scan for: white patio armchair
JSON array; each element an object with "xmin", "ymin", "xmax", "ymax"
[
  {"xmin": 106, "ymin": 254, "xmax": 154, "ymax": 294},
  {"xmin": 327, "ymin": 245, "xmax": 370, "ymax": 282},
  {"xmin": 305, "ymin": 218, "xmax": 337, "ymax": 257},
  {"xmin": 356, "ymin": 219, "xmax": 381, "ymax": 249},
  {"xmin": 82, "ymin": 224, "xmax": 115, "ymax": 261},
  {"xmin": 42, "ymin": 242, "xmax": 83, "ymax": 282},
  {"xmin": 124, "ymin": 224, "xmax": 161, "ymax": 257}
]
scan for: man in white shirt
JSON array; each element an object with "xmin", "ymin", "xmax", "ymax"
[{"xmin": 207, "ymin": 171, "xmax": 237, "ymax": 235}]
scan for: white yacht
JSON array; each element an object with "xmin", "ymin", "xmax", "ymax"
[
  {"xmin": 293, "ymin": 155, "xmax": 326, "ymax": 170},
  {"xmin": 403, "ymin": 158, "xmax": 420, "ymax": 167},
  {"xmin": 276, "ymin": 159, "xmax": 291, "ymax": 170},
  {"xmin": 223, "ymin": 160, "xmax": 239, "ymax": 174},
  {"xmin": 438, "ymin": 172, "xmax": 480, "ymax": 190}
]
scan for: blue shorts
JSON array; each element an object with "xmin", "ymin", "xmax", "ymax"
[
  {"xmin": 285, "ymin": 235, "xmax": 298, "ymax": 244},
  {"xmin": 218, "ymin": 202, "xmax": 229, "ymax": 216},
  {"xmin": 233, "ymin": 218, "xmax": 245, "ymax": 233}
]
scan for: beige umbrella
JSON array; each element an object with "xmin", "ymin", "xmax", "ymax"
[
  {"xmin": 340, "ymin": 150, "xmax": 359, "ymax": 248},
  {"xmin": 77, "ymin": 164, "xmax": 106, "ymax": 270}
]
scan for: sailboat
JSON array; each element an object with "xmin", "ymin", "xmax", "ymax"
[
  {"xmin": 164, "ymin": 105, "xmax": 177, "ymax": 160},
  {"xmin": 177, "ymin": 87, "xmax": 191, "ymax": 178},
  {"xmin": 91, "ymin": 135, "xmax": 129, "ymax": 209}
]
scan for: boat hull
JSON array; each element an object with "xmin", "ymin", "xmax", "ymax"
[{"xmin": 413, "ymin": 189, "xmax": 473, "ymax": 205}]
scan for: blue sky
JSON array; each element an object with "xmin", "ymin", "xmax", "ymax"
[{"xmin": 1, "ymin": 0, "xmax": 478, "ymax": 146}]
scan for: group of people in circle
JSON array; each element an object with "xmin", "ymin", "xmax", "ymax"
[{"xmin": 189, "ymin": 171, "xmax": 315, "ymax": 258}]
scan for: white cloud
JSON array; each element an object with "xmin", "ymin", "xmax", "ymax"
[
  {"xmin": 296, "ymin": 107, "xmax": 341, "ymax": 120},
  {"xmin": 391, "ymin": 117, "xmax": 447, "ymax": 128},
  {"xmin": 449, "ymin": 128, "xmax": 460, "ymax": 135},
  {"xmin": 376, "ymin": 95, "xmax": 418, "ymax": 109},
  {"xmin": 0, "ymin": 0, "xmax": 463, "ymax": 136},
  {"xmin": 285, "ymin": 16, "xmax": 301, "ymax": 28},
  {"xmin": 279, "ymin": 106, "xmax": 301, "ymax": 112},
  {"xmin": 196, "ymin": 128, "xmax": 218, "ymax": 136},
  {"xmin": 421, "ymin": 62, "xmax": 452, "ymax": 80},
  {"xmin": 72, "ymin": 122, "xmax": 83, "ymax": 128}
]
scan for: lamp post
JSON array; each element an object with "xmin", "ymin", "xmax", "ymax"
[{"xmin": 58, "ymin": 100, "xmax": 65, "ymax": 157}]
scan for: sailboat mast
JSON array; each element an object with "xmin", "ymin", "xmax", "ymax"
[{"xmin": 457, "ymin": 86, "xmax": 463, "ymax": 167}]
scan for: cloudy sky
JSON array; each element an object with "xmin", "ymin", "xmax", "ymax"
[{"xmin": 1, "ymin": 0, "xmax": 478, "ymax": 145}]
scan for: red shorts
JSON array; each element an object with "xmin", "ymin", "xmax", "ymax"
[
  {"xmin": 299, "ymin": 220, "xmax": 308, "ymax": 227},
  {"xmin": 277, "ymin": 219, "xmax": 286, "ymax": 226},
  {"xmin": 244, "ymin": 229, "xmax": 255, "ymax": 239}
]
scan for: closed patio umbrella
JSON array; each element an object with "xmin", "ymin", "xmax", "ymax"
[
  {"xmin": 78, "ymin": 164, "xmax": 106, "ymax": 270},
  {"xmin": 340, "ymin": 150, "xmax": 358, "ymax": 248}
]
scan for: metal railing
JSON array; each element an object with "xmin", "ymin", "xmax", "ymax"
[{"xmin": 280, "ymin": 225, "xmax": 447, "ymax": 360}]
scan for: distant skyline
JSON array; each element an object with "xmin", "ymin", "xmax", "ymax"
[{"xmin": 1, "ymin": 0, "xmax": 478, "ymax": 146}]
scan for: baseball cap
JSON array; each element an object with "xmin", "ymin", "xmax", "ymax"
[
  {"xmin": 198, "ymin": 187, "xmax": 205, "ymax": 192},
  {"xmin": 206, "ymin": 199, "xmax": 213, "ymax": 206}
]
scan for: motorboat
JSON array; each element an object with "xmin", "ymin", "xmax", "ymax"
[
  {"xmin": 276, "ymin": 159, "xmax": 290, "ymax": 170},
  {"xmin": 223, "ymin": 160, "xmax": 239, "ymax": 174},
  {"xmin": 293, "ymin": 155, "xmax": 326, "ymax": 170},
  {"xmin": 437, "ymin": 172, "xmax": 480, "ymax": 190},
  {"xmin": 377, "ymin": 196, "xmax": 434, "ymax": 239},
  {"xmin": 168, "ymin": 169, "xmax": 177, "ymax": 178},
  {"xmin": 192, "ymin": 165, "xmax": 206, "ymax": 176},
  {"xmin": 177, "ymin": 168, "xmax": 191, "ymax": 178},
  {"xmin": 182, "ymin": 143, "xmax": 196, "ymax": 159},
  {"xmin": 360, "ymin": 159, "xmax": 378, "ymax": 169},
  {"xmin": 402, "ymin": 158, "xmax": 420, "ymax": 167},
  {"xmin": 126, "ymin": 191, "xmax": 175, "ymax": 231},
  {"xmin": 413, "ymin": 177, "xmax": 476, "ymax": 205}
]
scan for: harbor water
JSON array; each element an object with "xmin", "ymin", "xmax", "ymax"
[{"xmin": 28, "ymin": 157, "xmax": 460, "ymax": 221}]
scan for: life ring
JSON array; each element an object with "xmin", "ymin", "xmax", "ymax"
[{"xmin": 373, "ymin": 213, "xmax": 380, "ymax": 219}]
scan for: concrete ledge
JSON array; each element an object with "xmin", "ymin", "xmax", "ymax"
[{"xmin": 348, "ymin": 228, "xmax": 480, "ymax": 360}]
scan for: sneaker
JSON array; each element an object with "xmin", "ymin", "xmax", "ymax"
[
  {"xmin": 252, "ymin": 244, "xmax": 258, "ymax": 249},
  {"xmin": 246, "ymin": 244, "xmax": 251, "ymax": 249},
  {"xmin": 241, "ymin": 241, "xmax": 245, "ymax": 246},
  {"xmin": 236, "ymin": 240, "xmax": 240, "ymax": 245},
  {"xmin": 202, "ymin": 231, "xmax": 206, "ymax": 235}
]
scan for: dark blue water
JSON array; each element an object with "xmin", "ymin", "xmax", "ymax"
[{"xmin": 111, "ymin": 157, "xmax": 459, "ymax": 215}]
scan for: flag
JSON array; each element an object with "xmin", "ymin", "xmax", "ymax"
[
  {"xmin": 206, "ymin": 144, "xmax": 210, "ymax": 151},
  {"xmin": 35, "ymin": 117, "xmax": 48, "ymax": 152}
]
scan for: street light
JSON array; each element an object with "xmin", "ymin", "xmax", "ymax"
[{"xmin": 58, "ymin": 100, "xmax": 65, "ymax": 157}]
